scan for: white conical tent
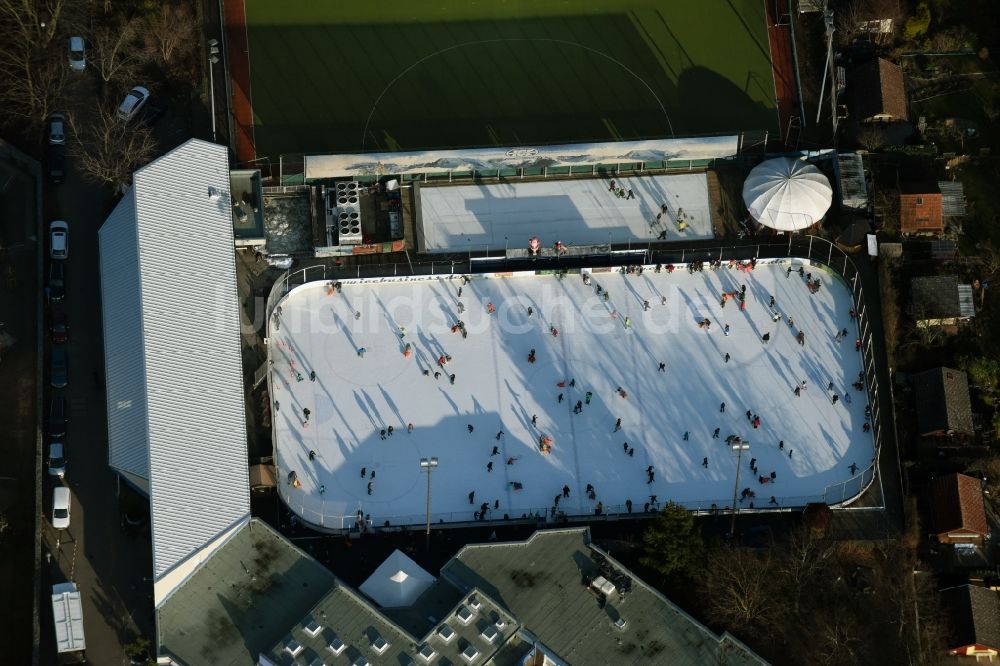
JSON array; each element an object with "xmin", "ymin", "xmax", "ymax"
[
  {"xmin": 742, "ymin": 157, "xmax": 832, "ymax": 231},
  {"xmin": 359, "ymin": 549, "xmax": 436, "ymax": 607}
]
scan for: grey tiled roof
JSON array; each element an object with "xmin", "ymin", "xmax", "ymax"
[
  {"xmin": 911, "ymin": 275, "xmax": 962, "ymax": 319},
  {"xmin": 913, "ymin": 367, "xmax": 974, "ymax": 436},
  {"xmin": 942, "ymin": 585, "xmax": 1000, "ymax": 650}
]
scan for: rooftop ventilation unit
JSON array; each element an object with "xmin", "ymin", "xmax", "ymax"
[
  {"xmin": 418, "ymin": 644, "xmax": 437, "ymax": 662},
  {"xmin": 328, "ymin": 637, "xmax": 346, "ymax": 655},
  {"xmin": 461, "ymin": 645, "xmax": 479, "ymax": 663},
  {"xmin": 330, "ymin": 180, "xmax": 363, "ymax": 246}
]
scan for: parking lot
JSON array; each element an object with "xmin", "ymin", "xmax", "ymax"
[{"xmin": 35, "ymin": 144, "xmax": 155, "ymax": 665}]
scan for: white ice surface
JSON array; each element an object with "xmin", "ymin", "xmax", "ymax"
[
  {"xmin": 270, "ymin": 262, "xmax": 874, "ymax": 529},
  {"xmin": 417, "ymin": 174, "xmax": 712, "ymax": 253}
]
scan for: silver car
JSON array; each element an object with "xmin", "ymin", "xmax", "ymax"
[
  {"xmin": 68, "ymin": 36, "xmax": 86, "ymax": 71},
  {"xmin": 118, "ymin": 86, "xmax": 150, "ymax": 120}
]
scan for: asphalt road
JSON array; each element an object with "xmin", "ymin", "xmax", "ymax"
[{"xmin": 38, "ymin": 153, "xmax": 153, "ymax": 665}]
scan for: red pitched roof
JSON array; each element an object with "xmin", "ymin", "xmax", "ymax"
[
  {"xmin": 933, "ymin": 473, "xmax": 988, "ymax": 538},
  {"xmin": 852, "ymin": 58, "xmax": 908, "ymax": 122},
  {"xmin": 900, "ymin": 185, "xmax": 943, "ymax": 234}
]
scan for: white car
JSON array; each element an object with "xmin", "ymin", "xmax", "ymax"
[
  {"xmin": 52, "ymin": 486, "xmax": 71, "ymax": 530},
  {"xmin": 50, "ymin": 220, "xmax": 68, "ymax": 259},
  {"xmin": 68, "ymin": 36, "xmax": 85, "ymax": 71},
  {"xmin": 48, "ymin": 113, "xmax": 65, "ymax": 145},
  {"xmin": 48, "ymin": 442, "xmax": 66, "ymax": 478},
  {"xmin": 118, "ymin": 86, "xmax": 150, "ymax": 120}
]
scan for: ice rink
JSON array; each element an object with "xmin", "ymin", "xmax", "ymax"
[
  {"xmin": 270, "ymin": 261, "xmax": 875, "ymax": 529},
  {"xmin": 416, "ymin": 173, "xmax": 712, "ymax": 253}
]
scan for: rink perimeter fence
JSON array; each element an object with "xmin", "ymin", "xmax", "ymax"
[{"xmin": 263, "ymin": 235, "xmax": 884, "ymax": 532}]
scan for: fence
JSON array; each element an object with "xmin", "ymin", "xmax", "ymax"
[{"xmin": 264, "ymin": 235, "xmax": 884, "ymax": 532}]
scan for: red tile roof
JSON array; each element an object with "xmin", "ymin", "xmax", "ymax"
[
  {"xmin": 933, "ymin": 473, "xmax": 988, "ymax": 538},
  {"xmin": 852, "ymin": 58, "xmax": 908, "ymax": 122}
]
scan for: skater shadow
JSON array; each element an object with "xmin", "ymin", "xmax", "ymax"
[
  {"xmin": 417, "ymin": 330, "xmax": 448, "ymax": 363},
  {"xmin": 332, "ymin": 312, "xmax": 360, "ymax": 352},
  {"xmin": 378, "ymin": 384, "xmax": 405, "ymax": 427},
  {"xmin": 437, "ymin": 387, "xmax": 460, "ymax": 414},
  {"xmin": 374, "ymin": 296, "xmax": 405, "ymax": 338},
  {"xmin": 503, "ymin": 379, "xmax": 534, "ymax": 433},
  {"xmin": 353, "ymin": 390, "xmax": 382, "ymax": 430},
  {"xmin": 471, "ymin": 396, "xmax": 488, "ymax": 416}
]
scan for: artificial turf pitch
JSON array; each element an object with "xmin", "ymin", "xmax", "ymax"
[{"xmin": 243, "ymin": 0, "xmax": 778, "ymax": 157}]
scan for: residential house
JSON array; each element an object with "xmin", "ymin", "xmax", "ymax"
[
  {"xmin": 941, "ymin": 585, "xmax": 1000, "ymax": 658},
  {"xmin": 900, "ymin": 182, "xmax": 943, "ymax": 235},
  {"xmin": 851, "ymin": 58, "xmax": 907, "ymax": 123},
  {"xmin": 900, "ymin": 181, "xmax": 966, "ymax": 236},
  {"xmin": 910, "ymin": 276, "xmax": 975, "ymax": 329},
  {"xmin": 932, "ymin": 473, "xmax": 988, "ymax": 546},
  {"xmin": 912, "ymin": 367, "xmax": 974, "ymax": 440}
]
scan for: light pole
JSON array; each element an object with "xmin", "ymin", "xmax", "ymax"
[
  {"xmin": 208, "ymin": 39, "xmax": 220, "ymax": 142},
  {"xmin": 729, "ymin": 440, "xmax": 750, "ymax": 539},
  {"xmin": 419, "ymin": 457, "xmax": 438, "ymax": 548}
]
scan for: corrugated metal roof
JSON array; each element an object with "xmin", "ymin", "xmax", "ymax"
[
  {"xmin": 99, "ymin": 194, "xmax": 150, "ymax": 479},
  {"xmin": 938, "ymin": 180, "xmax": 967, "ymax": 217},
  {"xmin": 958, "ymin": 284, "xmax": 976, "ymax": 318},
  {"xmin": 99, "ymin": 139, "xmax": 250, "ymax": 581},
  {"xmin": 836, "ymin": 152, "xmax": 868, "ymax": 210}
]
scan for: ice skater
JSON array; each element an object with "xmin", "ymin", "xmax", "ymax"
[
  {"xmin": 387, "ymin": 425, "xmax": 393, "ymax": 437},
  {"xmin": 467, "ymin": 424, "xmax": 475, "ymax": 433},
  {"xmin": 585, "ymin": 392, "xmax": 593, "ymax": 404},
  {"xmin": 574, "ymin": 400, "xmax": 583, "ymax": 414},
  {"xmin": 558, "ymin": 393, "xmax": 563, "ymax": 403},
  {"xmin": 761, "ymin": 333, "xmax": 770, "ymax": 344},
  {"xmin": 702, "ymin": 457, "xmax": 709, "ymax": 468},
  {"xmin": 562, "ymin": 485, "xmax": 570, "ymax": 498},
  {"xmin": 380, "ymin": 429, "xmax": 387, "ymax": 440},
  {"xmin": 468, "ymin": 491, "xmax": 475, "ymax": 504},
  {"xmin": 487, "ymin": 461, "xmax": 493, "ymax": 472},
  {"xmin": 658, "ymin": 362, "xmax": 666, "ymax": 372},
  {"xmin": 367, "ymin": 481, "xmax": 374, "ymax": 495},
  {"xmin": 309, "ymin": 370, "xmax": 316, "ymax": 382},
  {"xmin": 849, "ymin": 462, "xmax": 858, "ymax": 475},
  {"xmin": 713, "ymin": 427, "xmax": 720, "ymax": 438},
  {"xmin": 527, "ymin": 306, "xmax": 533, "ymax": 317},
  {"xmin": 531, "ymin": 414, "xmax": 538, "ymax": 427},
  {"xmin": 720, "ymin": 402, "xmax": 726, "ymax": 413},
  {"xmin": 683, "ymin": 431, "xmax": 689, "ymax": 441},
  {"xmin": 491, "ymin": 445, "xmax": 499, "ymax": 456},
  {"xmin": 614, "ymin": 418, "xmax": 622, "ymax": 432},
  {"xmin": 360, "ymin": 467, "xmax": 366, "ymax": 477},
  {"xmin": 724, "ymin": 352, "xmax": 731, "ymax": 363}
]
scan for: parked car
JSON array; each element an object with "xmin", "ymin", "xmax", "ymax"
[
  {"xmin": 68, "ymin": 36, "xmax": 85, "ymax": 71},
  {"xmin": 52, "ymin": 486, "xmax": 71, "ymax": 529},
  {"xmin": 50, "ymin": 345, "xmax": 68, "ymax": 389},
  {"xmin": 48, "ymin": 442, "xmax": 66, "ymax": 478},
  {"xmin": 47, "ymin": 113, "xmax": 65, "ymax": 145},
  {"xmin": 49, "ymin": 220, "xmax": 68, "ymax": 259},
  {"xmin": 48, "ymin": 261, "xmax": 65, "ymax": 303},
  {"xmin": 46, "ymin": 145, "xmax": 65, "ymax": 185},
  {"xmin": 47, "ymin": 395, "xmax": 67, "ymax": 439},
  {"xmin": 50, "ymin": 309, "xmax": 69, "ymax": 344},
  {"xmin": 118, "ymin": 86, "xmax": 150, "ymax": 120}
]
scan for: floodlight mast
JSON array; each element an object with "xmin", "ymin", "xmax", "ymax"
[
  {"xmin": 729, "ymin": 441, "xmax": 751, "ymax": 539},
  {"xmin": 420, "ymin": 457, "xmax": 438, "ymax": 548}
]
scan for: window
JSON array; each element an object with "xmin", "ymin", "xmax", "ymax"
[{"xmin": 916, "ymin": 197, "xmax": 924, "ymax": 205}]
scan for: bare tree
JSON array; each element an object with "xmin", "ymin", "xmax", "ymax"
[
  {"xmin": 67, "ymin": 107, "xmax": 157, "ymax": 187},
  {"xmin": 777, "ymin": 527, "xmax": 835, "ymax": 614},
  {"xmin": 0, "ymin": 42, "xmax": 67, "ymax": 128},
  {"xmin": 92, "ymin": 17, "xmax": 149, "ymax": 85},
  {"xmin": 856, "ymin": 125, "xmax": 888, "ymax": 151},
  {"xmin": 0, "ymin": 0, "xmax": 66, "ymax": 49},
  {"xmin": 704, "ymin": 546, "xmax": 774, "ymax": 632},
  {"xmin": 144, "ymin": 3, "xmax": 196, "ymax": 65}
]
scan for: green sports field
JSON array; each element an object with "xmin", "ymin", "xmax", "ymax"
[{"xmin": 243, "ymin": 0, "xmax": 777, "ymax": 157}]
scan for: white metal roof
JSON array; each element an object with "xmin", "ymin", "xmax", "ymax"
[
  {"xmin": 743, "ymin": 157, "xmax": 833, "ymax": 231},
  {"xmin": 98, "ymin": 139, "xmax": 250, "ymax": 581},
  {"xmin": 359, "ymin": 549, "xmax": 436, "ymax": 607},
  {"xmin": 52, "ymin": 583, "xmax": 85, "ymax": 653},
  {"xmin": 100, "ymin": 194, "xmax": 150, "ymax": 480}
]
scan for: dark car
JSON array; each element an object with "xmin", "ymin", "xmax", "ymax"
[
  {"xmin": 48, "ymin": 261, "xmax": 65, "ymax": 303},
  {"xmin": 48, "ymin": 395, "xmax": 67, "ymax": 439},
  {"xmin": 50, "ymin": 308, "xmax": 69, "ymax": 344},
  {"xmin": 50, "ymin": 345, "xmax": 68, "ymax": 388},
  {"xmin": 46, "ymin": 145, "xmax": 65, "ymax": 185}
]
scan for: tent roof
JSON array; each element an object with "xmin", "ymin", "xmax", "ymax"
[
  {"xmin": 743, "ymin": 157, "xmax": 832, "ymax": 231},
  {"xmin": 359, "ymin": 549, "xmax": 436, "ymax": 608}
]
